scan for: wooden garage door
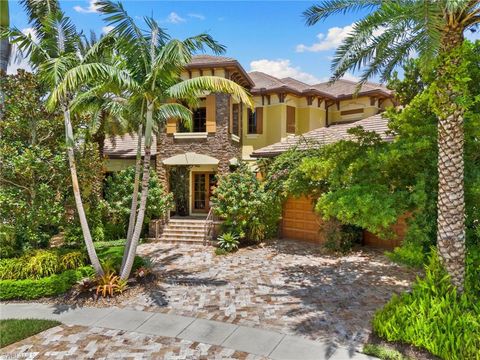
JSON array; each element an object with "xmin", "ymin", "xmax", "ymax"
[{"xmin": 281, "ymin": 196, "xmax": 324, "ymax": 243}]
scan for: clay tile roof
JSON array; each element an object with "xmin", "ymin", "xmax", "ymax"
[
  {"xmin": 280, "ymin": 77, "xmax": 311, "ymax": 92},
  {"xmin": 186, "ymin": 54, "xmax": 237, "ymax": 66},
  {"xmin": 103, "ymin": 133, "xmax": 157, "ymax": 159},
  {"xmin": 249, "ymin": 71, "xmax": 287, "ymax": 91},
  {"xmin": 251, "ymin": 113, "xmax": 394, "ymax": 158},
  {"xmin": 313, "ymin": 79, "xmax": 392, "ymax": 98}
]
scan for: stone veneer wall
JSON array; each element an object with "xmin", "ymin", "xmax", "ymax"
[{"xmin": 156, "ymin": 93, "xmax": 241, "ymax": 190}]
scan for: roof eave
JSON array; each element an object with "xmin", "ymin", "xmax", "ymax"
[{"xmin": 185, "ymin": 60, "xmax": 255, "ymax": 88}]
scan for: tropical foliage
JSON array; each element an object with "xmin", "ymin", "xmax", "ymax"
[
  {"xmin": 303, "ymin": 0, "xmax": 480, "ymax": 292},
  {"xmin": 0, "ymin": 71, "xmax": 66, "ymax": 256},
  {"xmin": 2, "ymin": 0, "xmax": 253, "ymax": 282},
  {"xmin": 216, "ymin": 232, "xmax": 240, "ymax": 253},
  {"xmin": 211, "ymin": 164, "xmax": 281, "ymax": 244},
  {"xmin": 104, "ymin": 167, "xmax": 173, "ymax": 239},
  {"xmin": 373, "ymin": 250, "xmax": 480, "ymax": 360}
]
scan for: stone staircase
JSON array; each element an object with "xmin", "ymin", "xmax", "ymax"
[{"xmin": 151, "ymin": 218, "xmax": 209, "ymax": 245}]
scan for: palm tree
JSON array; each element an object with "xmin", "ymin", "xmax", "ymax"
[
  {"xmin": 0, "ymin": 0, "xmax": 10, "ymax": 73},
  {"xmin": 304, "ymin": 0, "xmax": 480, "ymax": 291},
  {"xmin": 55, "ymin": 0, "xmax": 253, "ymax": 280},
  {"xmin": 4, "ymin": 9, "xmax": 131, "ymax": 275}
]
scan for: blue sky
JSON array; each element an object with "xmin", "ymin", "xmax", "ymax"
[{"xmin": 8, "ymin": 1, "xmax": 480, "ymax": 83}]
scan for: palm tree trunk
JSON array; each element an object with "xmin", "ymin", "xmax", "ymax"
[
  {"xmin": 64, "ymin": 106, "xmax": 104, "ymax": 276},
  {"xmin": 121, "ymin": 123, "xmax": 142, "ymax": 270},
  {"xmin": 437, "ymin": 110, "xmax": 465, "ymax": 292},
  {"xmin": 120, "ymin": 104, "xmax": 153, "ymax": 280},
  {"xmin": 436, "ymin": 32, "xmax": 466, "ymax": 292},
  {"xmin": 0, "ymin": 39, "xmax": 10, "ymax": 73}
]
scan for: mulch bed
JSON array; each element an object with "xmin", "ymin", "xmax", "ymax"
[{"xmin": 1, "ymin": 274, "xmax": 157, "ymax": 308}]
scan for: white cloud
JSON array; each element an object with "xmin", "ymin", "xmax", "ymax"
[
  {"xmin": 166, "ymin": 12, "xmax": 186, "ymax": 24},
  {"xmin": 102, "ymin": 26, "xmax": 114, "ymax": 34},
  {"xmin": 296, "ymin": 24, "xmax": 354, "ymax": 53},
  {"xmin": 188, "ymin": 13, "xmax": 205, "ymax": 20},
  {"xmin": 249, "ymin": 59, "xmax": 320, "ymax": 84},
  {"xmin": 73, "ymin": 0, "xmax": 100, "ymax": 14},
  {"xmin": 7, "ymin": 28, "xmax": 36, "ymax": 75},
  {"xmin": 297, "ymin": 23, "xmax": 385, "ymax": 53}
]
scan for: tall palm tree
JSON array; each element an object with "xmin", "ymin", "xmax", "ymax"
[
  {"xmin": 304, "ymin": 0, "xmax": 480, "ymax": 291},
  {"xmin": 0, "ymin": 0, "xmax": 10, "ymax": 73},
  {"xmin": 4, "ymin": 10, "xmax": 130, "ymax": 275},
  {"xmin": 55, "ymin": 0, "xmax": 254, "ymax": 280}
]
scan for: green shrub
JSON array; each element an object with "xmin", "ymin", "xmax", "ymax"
[
  {"xmin": 217, "ymin": 232, "xmax": 240, "ymax": 252},
  {"xmin": 97, "ymin": 246, "xmax": 146, "ymax": 273},
  {"xmin": 24, "ymin": 250, "xmax": 61, "ymax": 279},
  {"xmin": 0, "ymin": 258, "xmax": 28, "ymax": 280},
  {"xmin": 322, "ymin": 219, "xmax": 362, "ymax": 253},
  {"xmin": 0, "ymin": 249, "xmax": 88, "ymax": 280},
  {"xmin": 0, "ymin": 224, "xmax": 18, "ymax": 258},
  {"xmin": 60, "ymin": 251, "xmax": 87, "ymax": 270},
  {"xmin": 373, "ymin": 251, "xmax": 480, "ymax": 360},
  {"xmin": 104, "ymin": 167, "xmax": 173, "ymax": 239},
  {"xmin": 211, "ymin": 163, "xmax": 281, "ymax": 245},
  {"xmin": 0, "ymin": 266, "xmax": 94, "ymax": 300},
  {"xmin": 386, "ymin": 240, "xmax": 427, "ymax": 268}
]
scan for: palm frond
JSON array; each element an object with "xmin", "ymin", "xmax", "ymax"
[
  {"xmin": 155, "ymin": 103, "xmax": 192, "ymax": 130},
  {"xmin": 303, "ymin": 0, "xmax": 381, "ymax": 26},
  {"xmin": 96, "ymin": 0, "xmax": 149, "ymax": 72},
  {"xmin": 47, "ymin": 63, "xmax": 138, "ymax": 109},
  {"xmin": 167, "ymin": 76, "xmax": 254, "ymax": 109},
  {"xmin": 41, "ymin": 10, "xmax": 79, "ymax": 56},
  {"xmin": 327, "ymin": 0, "xmax": 446, "ymax": 84},
  {"xmin": 38, "ymin": 52, "xmax": 78, "ymax": 87},
  {"xmin": 20, "ymin": 0, "xmax": 60, "ymax": 33},
  {"xmin": 3, "ymin": 26, "xmax": 49, "ymax": 67},
  {"xmin": 182, "ymin": 33, "xmax": 226, "ymax": 55}
]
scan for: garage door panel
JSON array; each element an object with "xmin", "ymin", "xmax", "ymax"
[{"xmin": 281, "ymin": 196, "xmax": 324, "ymax": 243}]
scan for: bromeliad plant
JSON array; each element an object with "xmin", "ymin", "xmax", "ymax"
[{"xmin": 217, "ymin": 232, "xmax": 240, "ymax": 253}]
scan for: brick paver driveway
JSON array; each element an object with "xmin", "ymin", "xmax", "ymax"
[{"xmin": 124, "ymin": 239, "xmax": 417, "ymax": 349}]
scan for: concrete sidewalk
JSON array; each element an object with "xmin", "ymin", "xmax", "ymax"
[{"xmin": 0, "ymin": 303, "xmax": 376, "ymax": 360}]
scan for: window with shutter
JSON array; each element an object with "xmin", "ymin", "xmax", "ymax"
[
  {"xmin": 247, "ymin": 109, "xmax": 256, "ymax": 134},
  {"xmin": 286, "ymin": 106, "xmax": 295, "ymax": 133}
]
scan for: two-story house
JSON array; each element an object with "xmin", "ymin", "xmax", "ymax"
[{"xmin": 104, "ymin": 55, "xmax": 394, "ymax": 218}]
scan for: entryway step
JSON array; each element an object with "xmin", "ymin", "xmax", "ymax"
[{"xmin": 147, "ymin": 238, "xmax": 208, "ymax": 245}]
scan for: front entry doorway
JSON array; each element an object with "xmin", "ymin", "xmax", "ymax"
[{"xmin": 192, "ymin": 172, "xmax": 216, "ymax": 213}]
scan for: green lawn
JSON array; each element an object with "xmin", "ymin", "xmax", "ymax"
[{"xmin": 0, "ymin": 319, "xmax": 61, "ymax": 348}]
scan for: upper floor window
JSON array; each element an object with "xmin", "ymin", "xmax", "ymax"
[
  {"xmin": 192, "ymin": 107, "xmax": 207, "ymax": 132},
  {"xmin": 179, "ymin": 107, "xmax": 207, "ymax": 133},
  {"xmin": 247, "ymin": 107, "xmax": 263, "ymax": 134},
  {"xmin": 248, "ymin": 109, "xmax": 256, "ymax": 134},
  {"xmin": 232, "ymin": 104, "xmax": 240, "ymax": 136},
  {"xmin": 286, "ymin": 106, "xmax": 296, "ymax": 134}
]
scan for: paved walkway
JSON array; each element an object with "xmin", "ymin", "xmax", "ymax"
[
  {"xmin": 0, "ymin": 303, "xmax": 375, "ymax": 359},
  {"xmin": 121, "ymin": 240, "xmax": 416, "ymax": 348}
]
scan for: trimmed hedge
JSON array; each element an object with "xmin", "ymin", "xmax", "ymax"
[{"xmin": 0, "ymin": 266, "xmax": 94, "ymax": 300}]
